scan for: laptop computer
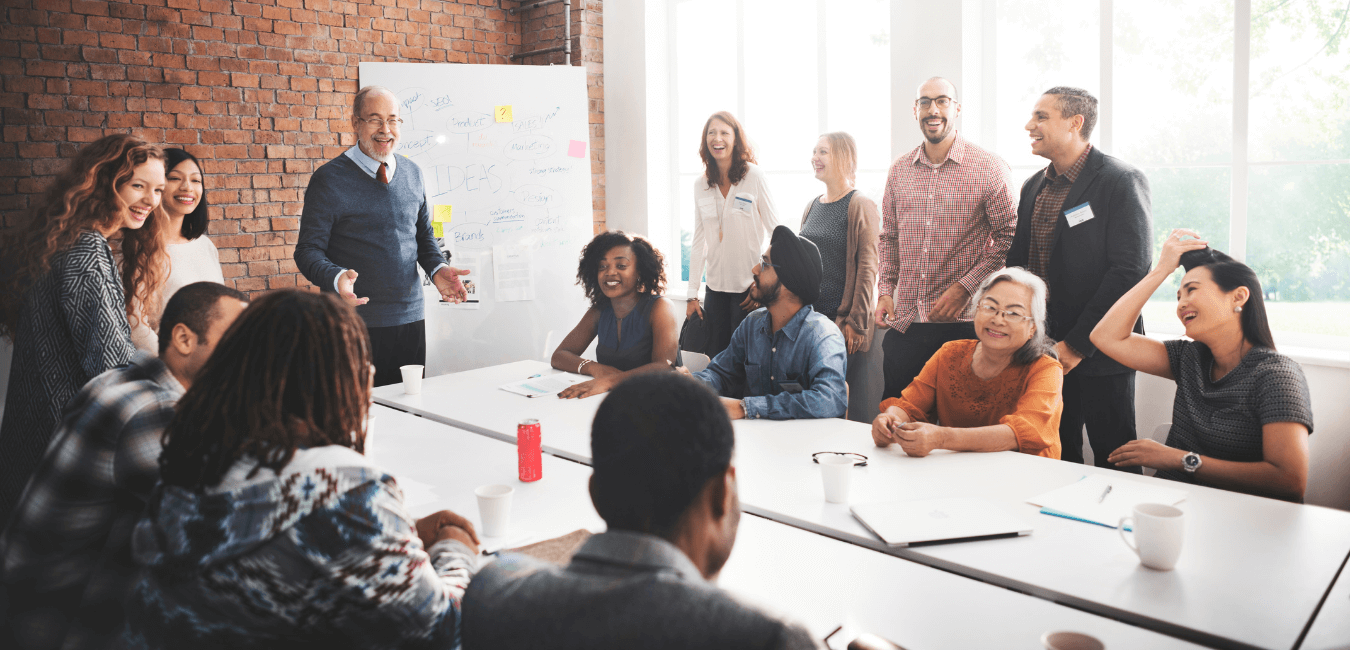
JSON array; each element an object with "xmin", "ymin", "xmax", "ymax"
[{"xmin": 851, "ymin": 497, "xmax": 1034, "ymax": 547}]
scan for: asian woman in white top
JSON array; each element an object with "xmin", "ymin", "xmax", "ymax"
[
  {"xmin": 686, "ymin": 111, "xmax": 780, "ymax": 358},
  {"xmin": 131, "ymin": 148, "xmax": 225, "ymax": 352}
]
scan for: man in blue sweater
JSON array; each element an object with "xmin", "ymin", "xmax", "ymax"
[{"xmin": 296, "ymin": 86, "xmax": 468, "ymax": 386}]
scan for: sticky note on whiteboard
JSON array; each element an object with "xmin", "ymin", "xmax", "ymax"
[
  {"xmin": 568, "ymin": 140, "xmax": 586, "ymax": 158},
  {"xmin": 434, "ymin": 205, "xmax": 453, "ymax": 223},
  {"xmin": 495, "ymin": 105, "xmax": 513, "ymax": 122},
  {"xmin": 433, "ymin": 222, "xmax": 444, "ymax": 238}
]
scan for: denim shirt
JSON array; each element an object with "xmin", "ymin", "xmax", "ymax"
[{"xmin": 694, "ymin": 305, "xmax": 848, "ymax": 420}]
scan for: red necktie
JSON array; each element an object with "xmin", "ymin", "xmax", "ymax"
[{"xmin": 377, "ymin": 162, "xmax": 389, "ymax": 184}]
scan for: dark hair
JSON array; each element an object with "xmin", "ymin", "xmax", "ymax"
[
  {"xmin": 156, "ymin": 282, "xmax": 246, "ymax": 356},
  {"xmin": 576, "ymin": 231, "xmax": 667, "ymax": 308},
  {"xmin": 590, "ymin": 373, "xmax": 734, "ymax": 537},
  {"xmin": 1044, "ymin": 86, "xmax": 1099, "ymax": 141},
  {"xmin": 0, "ymin": 134, "xmax": 167, "ymax": 339},
  {"xmin": 158, "ymin": 290, "xmax": 373, "ymax": 490},
  {"xmin": 163, "ymin": 148, "xmax": 210, "ymax": 240},
  {"xmin": 699, "ymin": 111, "xmax": 757, "ymax": 189},
  {"xmin": 1179, "ymin": 247, "xmax": 1277, "ymax": 350}
]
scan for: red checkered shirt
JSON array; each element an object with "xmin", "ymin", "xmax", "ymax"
[
  {"xmin": 879, "ymin": 133, "xmax": 1018, "ymax": 332},
  {"xmin": 1028, "ymin": 144, "xmax": 1093, "ymax": 281}
]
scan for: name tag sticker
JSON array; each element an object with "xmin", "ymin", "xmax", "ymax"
[
  {"xmin": 734, "ymin": 196, "xmax": 754, "ymax": 212},
  {"xmin": 1065, "ymin": 202, "xmax": 1095, "ymax": 227}
]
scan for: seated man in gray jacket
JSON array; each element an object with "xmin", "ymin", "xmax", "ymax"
[{"xmin": 462, "ymin": 373, "xmax": 817, "ymax": 649}]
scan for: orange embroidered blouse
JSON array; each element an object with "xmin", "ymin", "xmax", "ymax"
[{"xmin": 879, "ymin": 339, "xmax": 1064, "ymax": 458}]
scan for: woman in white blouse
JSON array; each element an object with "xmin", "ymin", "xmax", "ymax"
[
  {"xmin": 686, "ymin": 111, "xmax": 780, "ymax": 358},
  {"xmin": 131, "ymin": 148, "xmax": 225, "ymax": 352}
]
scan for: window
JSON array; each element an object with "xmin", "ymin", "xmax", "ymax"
[
  {"xmin": 983, "ymin": 0, "xmax": 1350, "ymax": 350},
  {"xmin": 672, "ymin": 0, "xmax": 890, "ymax": 284}
]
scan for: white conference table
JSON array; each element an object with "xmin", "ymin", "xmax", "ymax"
[
  {"xmin": 367, "ymin": 404, "xmax": 1209, "ymax": 649},
  {"xmin": 1299, "ymin": 554, "xmax": 1350, "ymax": 650},
  {"xmin": 376, "ymin": 360, "xmax": 1350, "ymax": 650}
]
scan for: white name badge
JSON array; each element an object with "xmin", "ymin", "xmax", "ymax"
[{"xmin": 1065, "ymin": 202, "xmax": 1095, "ymax": 227}]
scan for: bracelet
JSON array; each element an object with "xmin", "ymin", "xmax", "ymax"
[{"xmin": 577, "ymin": 359, "xmax": 592, "ymax": 374}]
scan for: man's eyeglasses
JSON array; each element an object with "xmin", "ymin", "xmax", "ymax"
[
  {"xmin": 915, "ymin": 97, "xmax": 954, "ymax": 109},
  {"xmin": 357, "ymin": 117, "xmax": 404, "ymax": 128},
  {"xmin": 975, "ymin": 302, "xmax": 1030, "ymax": 324},
  {"xmin": 759, "ymin": 255, "xmax": 779, "ymax": 270}
]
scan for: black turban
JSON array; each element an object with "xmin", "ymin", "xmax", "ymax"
[{"xmin": 768, "ymin": 225, "xmax": 823, "ymax": 305}]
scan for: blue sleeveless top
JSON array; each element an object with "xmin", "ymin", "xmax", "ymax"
[{"xmin": 597, "ymin": 294, "xmax": 660, "ymax": 372}]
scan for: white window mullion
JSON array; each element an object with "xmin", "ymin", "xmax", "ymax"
[
  {"xmin": 1231, "ymin": 0, "xmax": 1251, "ymax": 262},
  {"xmin": 1099, "ymin": 0, "xmax": 1113, "ymax": 152}
]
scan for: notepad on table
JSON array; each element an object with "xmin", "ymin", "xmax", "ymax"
[
  {"xmin": 1027, "ymin": 474, "xmax": 1186, "ymax": 529},
  {"xmin": 499, "ymin": 373, "xmax": 587, "ymax": 398}
]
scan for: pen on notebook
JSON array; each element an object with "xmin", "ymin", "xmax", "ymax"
[{"xmin": 1097, "ymin": 485, "xmax": 1112, "ymax": 503}]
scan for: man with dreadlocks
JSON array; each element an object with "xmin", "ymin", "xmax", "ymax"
[{"xmin": 119, "ymin": 290, "xmax": 480, "ymax": 649}]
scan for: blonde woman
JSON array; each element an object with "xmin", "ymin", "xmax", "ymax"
[{"xmin": 799, "ymin": 132, "xmax": 880, "ymax": 356}]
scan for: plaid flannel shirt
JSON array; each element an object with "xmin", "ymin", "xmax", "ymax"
[
  {"xmin": 0, "ymin": 351, "xmax": 183, "ymax": 650},
  {"xmin": 878, "ymin": 133, "xmax": 1018, "ymax": 332}
]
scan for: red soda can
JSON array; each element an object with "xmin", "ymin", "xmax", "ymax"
[{"xmin": 518, "ymin": 418, "xmax": 542, "ymax": 482}]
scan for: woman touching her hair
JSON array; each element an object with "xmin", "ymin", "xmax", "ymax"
[{"xmin": 1091, "ymin": 229, "xmax": 1313, "ymax": 502}]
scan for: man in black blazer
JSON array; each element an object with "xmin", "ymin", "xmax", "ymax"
[{"xmin": 1007, "ymin": 87, "xmax": 1152, "ymax": 472}]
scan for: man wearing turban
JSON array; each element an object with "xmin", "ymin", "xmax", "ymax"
[{"xmin": 687, "ymin": 226, "xmax": 848, "ymax": 420}]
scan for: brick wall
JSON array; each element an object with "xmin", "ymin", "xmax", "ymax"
[{"xmin": 0, "ymin": 0, "xmax": 603, "ymax": 296}]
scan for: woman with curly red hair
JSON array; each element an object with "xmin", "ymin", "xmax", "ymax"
[
  {"xmin": 551, "ymin": 231, "xmax": 679, "ymax": 399},
  {"xmin": 0, "ymin": 134, "xmax": 168, "ymax": 521}
]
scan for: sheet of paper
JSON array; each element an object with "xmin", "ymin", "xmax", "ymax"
[
  {"xmin": 434, "ymin": 204, "xmax": 453, "ymax": 223},
  {"xmin": 433, "ymin": 222, "xmax": 444, "ymax": 237},
  {"xmin": 567, "ymin": 139, "xmax": 587, "ymax": 158},
  {"xmin": 492, "ymin": 244, "xmax": 535, "ymax": 302},
  {"xmin": 442, "ymin": 248, "xmax": 484, "ymax": 310},
  {"xmin": 1027, "ymin": 474, "xmax": 1186, "ymax": 528},
  {"xmin": 494, "ymin": 105, "xmax": 513, "ymax": 122},
  {"xmin": 499, "ymin": 373, "xmax": 586, "ymax": 398}
]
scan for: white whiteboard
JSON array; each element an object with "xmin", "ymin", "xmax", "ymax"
[{"xmin": 358, "ymin": 63, "xmax": 593, "ymax": 375}]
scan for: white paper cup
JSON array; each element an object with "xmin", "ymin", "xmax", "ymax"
[
  {"xmin": 818, "ymin": 454, "xmax": 854, "ymax": 504},
  {"xmin": 1042, "ymin": 631, "xmax": 1105, "ymax": 650},
  {"xmin": 400, "ymin": 365, "xmax": 424, "ymax": 395},
  {"xmin": 475, "ymin": 484, "xmax": 514, "ymax": 537},
  {"xmin": 1119, "ymin": 502, "xmax": 1185, "ymax": 571}
]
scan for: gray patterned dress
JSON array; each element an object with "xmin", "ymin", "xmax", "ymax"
[{"xmin": 0, "ymin": 231, "xmax": 134, "ymax": 522}]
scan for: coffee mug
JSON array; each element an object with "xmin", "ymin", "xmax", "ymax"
[{"xmin": 1119, "ymin": 502, "xmax": 1185, "ymax": 571}]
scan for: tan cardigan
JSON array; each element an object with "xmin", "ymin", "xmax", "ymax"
[{"xmin": 799, "ymin": 190, "xmax": 881, "ymax": 352}]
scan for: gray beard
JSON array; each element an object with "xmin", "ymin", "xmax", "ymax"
[{"xmin": 360, "ymin": 142, "xmax": 396, "ymax": 163}]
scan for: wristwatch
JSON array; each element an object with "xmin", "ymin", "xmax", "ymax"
[{"xmin": 1182, "ymin": 451, "xmax": 1203, "ymax": 474}]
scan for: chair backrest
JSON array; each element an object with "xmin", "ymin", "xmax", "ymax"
[{"xmin": 1150, "ymin": 422, "xmax": 1172, "ymax": 443}]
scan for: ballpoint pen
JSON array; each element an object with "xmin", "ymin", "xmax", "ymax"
[{"xmin": 1098, "ymin": 485, "xmax": 1113, "ymax": 503}]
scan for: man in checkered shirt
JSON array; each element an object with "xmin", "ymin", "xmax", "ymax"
[
  {"xmin": 0, "ymin": 282, "xmax": 247, "ymax": 650},
  {"xmin": 876, "ymin": 77, "xmax": 1018, "ymax": 400}
]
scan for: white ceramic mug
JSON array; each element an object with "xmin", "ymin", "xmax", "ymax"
[
  {"xmin": 1119, "ymin": 502, "xmax": 1185, "ymax": 571},
  {"xmin": 401, "ymin": 364, "xmax": 424, "ymax": 395},
  {"xmin": 475, "ymin": 484, "xmax": 515, "ymax": 537},
  {"xmin": 818, "ymin": 455, "xmax": 855, "ymax": 504},
  {"xmin": 1041, "ymin": 631, "xmax": 1105, "ymax": 650}
]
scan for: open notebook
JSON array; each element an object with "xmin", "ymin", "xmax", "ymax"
[{"xmin": 1028, "ymin": 475, "xmax": 1186, "ymax": 529}]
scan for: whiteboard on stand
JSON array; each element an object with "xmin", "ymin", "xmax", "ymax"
[{"xmin": 359, "ymin": 62, "xmax": 593, "ymax": 376}]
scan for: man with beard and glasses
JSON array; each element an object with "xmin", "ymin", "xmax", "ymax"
[
  {"xmin": 876, "ymin": 77, "xmax": 1018, "ymax": 402},
  {"xmin": 685, "ymin": 226, "xmax": 847, "ymax": 420},
  {"xmin": 1008, "ymin": 86, "xmax": 1152, "ymax": 472},
  {"xmin": 295, "ymin": 85, "xmax": 470, "ymax": 387}
]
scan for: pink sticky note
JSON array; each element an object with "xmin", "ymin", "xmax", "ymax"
[{"xmin": 567, "ymin": 139, "xmax": 587, "ymax": 158}]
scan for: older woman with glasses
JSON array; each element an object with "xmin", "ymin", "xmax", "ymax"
[{"xmin": 871, "ymin": 267, "xmax": 1064, "ymax": 458}]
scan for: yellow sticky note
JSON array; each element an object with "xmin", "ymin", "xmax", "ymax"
[
  {"xmin": 433, "ymin": 222, "xmax": 444, "ymax": 237},
  {"xmin": 434, "ymin": 205, "xmax": 453, "ymax": 223},
  {"xmin": 494, "ymin": 105, "xmax": 513, "ymax": 122}
]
